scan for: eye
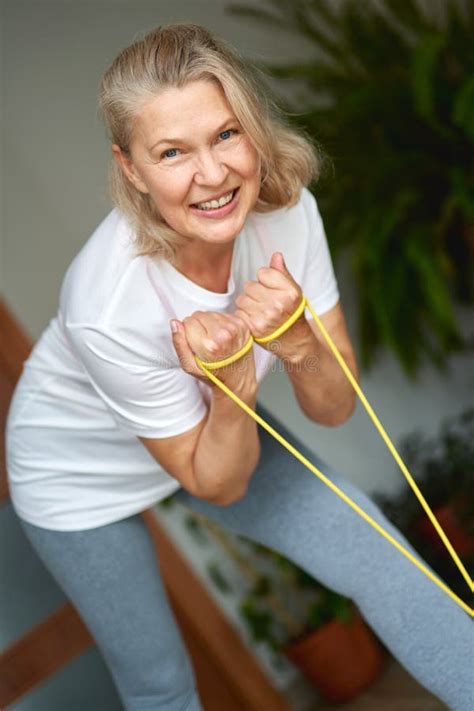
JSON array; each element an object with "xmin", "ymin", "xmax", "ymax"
[
  {"xmin": 218, "ymin": 129, "xmax": 237, "ymax": 141},
  {"xmin": 161, "ymin": 147, "xmax": 179, "ymax": 159}
]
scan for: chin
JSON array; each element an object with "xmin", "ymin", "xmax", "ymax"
[{"xmin": 198, "ymin": 228, "xmax": 240, "ymax": 245}]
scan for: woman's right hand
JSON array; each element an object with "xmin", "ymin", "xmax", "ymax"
[{"xmin": 170, "ymin": 311, "xmax": 257, "ymax": 393}]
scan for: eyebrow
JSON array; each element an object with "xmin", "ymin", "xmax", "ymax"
[{"xmin": 148, "ymin": 118, "xmax": 237, "ymax": 152}]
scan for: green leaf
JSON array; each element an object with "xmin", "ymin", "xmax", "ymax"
[
  {"xmin": 184, "ymin": 515, "xmax": 209, "ymax": 545},
  {"xmin": 239, "ymin": 599, "xmax": 276, "ymax": 643},
  {"xmin": 452, "ymin": 75, "xmax": 474, "ymax": 141},
  {"xmin": 158, "ymin": 495, "xmax": 175, "ymax": 509},
  {"xmin": 383, "ymin": 0, "xmax": 433, "ymax": 35},
  {"xmin": 252, "ymin": 575, "xmax": 273, "ymax": 597},
  {"xmin": 306, "ymin": 599, "xmax": 327, "ymax": 629},
  {"xmin": 328, "ymin": 593, "xmax": 353, "ymax": 623},
  {"xmin": 207, "ymin": 563, "xmax": 232, "ymax": 594},
  {"xmin": 450, "ymin": 167, "xmax": 474, "ymax": 220},
  {"xmin": 411, "ymin": 33, "xmax": 446, "ymax": 124}
]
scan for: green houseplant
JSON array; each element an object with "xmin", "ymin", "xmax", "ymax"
[
  {"xmin": 228, "ymin": 0, "xmax": 474, "ymax": 376},
  {"xmin": 374, "ymin": 407, "xmax": 474, "ymax": 602}
]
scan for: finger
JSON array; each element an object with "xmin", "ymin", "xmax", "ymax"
[
  {"xmin": 175, "ymin": 317, "xmax": 223, "ymax": 373},
  {"xmin": 170, "ymin": 320, "xmax": 200, "ymax": 372},
  {"xmin": 189, "ymin": 316, "xmax": 223, "ymax": 354},
  {"xmin": 214, "ymin": 315, "xmax": 253, "ymax": 352},
  {"xmin": 192, "ymin": 312, "xmax": 239, "ymax": 349},
  {"xmin": 233, "ymin": 308, "xmax": 253, "ymax": 334},
  {"xmin": 231, "ymin": 312, "xmax": 252, "ymax": 336},
  {"xmin": 242, "ymin": 280, "xmax": 271, "ymax": 302},
  {"xmin": 269, "ymin": 251, "xmax": 287, "ymax": 273},
  {"xmin": 234, "ymin": 292, "xmax": 260, "ymax": 314},
  {"xmin": 256, "ymin": 265, "xmax": 291, "ymax": 290},
  {"xmin": 257, "ymin": 252, "xmax": 298, "ymax": 290}
]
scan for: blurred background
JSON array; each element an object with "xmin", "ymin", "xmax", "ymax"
[{"xmin": 1, "ymin": 1, "xmax": 473, "ymax": 709}]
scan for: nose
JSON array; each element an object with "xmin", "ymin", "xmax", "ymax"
[{"xmin": 193, "ymin": 148, "xmax": 229, "ymax": 186}]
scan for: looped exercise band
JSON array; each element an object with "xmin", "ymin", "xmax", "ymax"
[{"xmin": 195, "ymin": 293, "xmax": 474, "ymax": 618}]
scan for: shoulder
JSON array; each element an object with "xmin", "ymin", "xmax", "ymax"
[
  {"xmin": 251, "ymin": 187, "xmax": 322, "ymax": 232},
  {"xmin": 59, "ymin": 209, "xmax": 147, "ymax": 326},
  {"xmin": 248, "ymin": 187, "xmax": 325, "ymax": 259},
  {"xmin": 59, "ymin": 211, "xmax": 173, "ymax": 363},
  {"xmin": 290, "ymin": 186, "xmax": 323, "ymax": 226}
]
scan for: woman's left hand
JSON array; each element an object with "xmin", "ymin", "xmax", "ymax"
[{"xmin": 234, "ymin": 252, "xmax": 308, "ymax": 356}]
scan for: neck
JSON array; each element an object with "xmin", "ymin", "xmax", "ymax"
[{"xmin": 174, "ymin": 240, "xmax": 235, "ymax": 294}]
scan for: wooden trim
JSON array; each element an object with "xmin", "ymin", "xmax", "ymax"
[
  {"xmin": 0, "ymin": 299, "xmax": 32, "ymax": 385},
  {"xmin": 0, "ymin": 511, "xmax": 288, "ymax": 711},
  {"xmin": 0, "ymin": 297, "xmax": 94, "ymax": 709},
  {"xmin": 0, "ymin": 370, "xmax": 13, "ymax": 502},
  {"xmin": 0, "ymin": 604, "xmax": 94, "ymax": 709},
  {"xmin": 0, "ymin": 297, "xmax": 32, "ymax": 502}
]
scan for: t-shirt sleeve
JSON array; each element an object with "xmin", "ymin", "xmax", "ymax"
[
  {"xmin": 66, "ymin": 323, "xmax": 208, "ymax": 438},
  {"xmin": 299, "ymin": 188, "xmax": 340, "ymax": 316}
]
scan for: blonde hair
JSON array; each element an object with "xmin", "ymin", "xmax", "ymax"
[{"xmin": 97, "ymin": 23, "xmax": 321, "ymax": 262}]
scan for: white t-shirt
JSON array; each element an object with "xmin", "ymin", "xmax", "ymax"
[{"xmin": 6, "ymin": 188, "xmax": 339, "ymax": 531}]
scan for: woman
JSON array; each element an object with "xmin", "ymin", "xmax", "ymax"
[{"xmin": 6, "ymin": 23, "xmax": 472, "ymax": 711}]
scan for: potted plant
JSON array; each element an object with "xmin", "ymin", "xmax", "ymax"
[
  {"xmin": 374, "ymin": 408, "xmax": 474, "ymax": 601},
  {"xmin": 179, "ymin": 513, "xmax": 385, "ymax": 703},
  {"xmin": 228, "ymin": 0, "xmax": 474, "ymax": 376}
]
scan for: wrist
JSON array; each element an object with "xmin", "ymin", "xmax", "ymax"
[
  {"xmin": 273, "ymin": 317, "xmax": 320, "ymax": 366},
  {"xmin": 209, "ymin": 383, "xmax": 258, "ymax": 440},
  {"xmin": 210, "ymin": 374, "xmax": 258, "ymax": 408}
]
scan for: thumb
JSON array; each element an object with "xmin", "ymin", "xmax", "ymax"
[
  {"xmin": 170, "ymin": 319, "xmax": 182, "ymax": 337},
  {"xmin": 170, "ymin": 320, "xmax": 188, "ymax": 363},
  {"xmin": 169, "ymin": 320, "xmax": 206, "ymax": 376},
  {"xmin": 270, "ymin": 251, "xmax": 288, "ymax": 273}
]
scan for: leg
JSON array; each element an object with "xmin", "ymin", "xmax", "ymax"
[
  {"xmin": 175, "ymin": 403, "xmax": 473, "ymax": 711},
  {"xmin": 17, "ymin": 513, "xmax": 203, "ymax": 711}
]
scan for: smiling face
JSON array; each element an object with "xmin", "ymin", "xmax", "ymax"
[{"xmin": 112, "ymin": 80, "xmax": 261, "ymax": 263}]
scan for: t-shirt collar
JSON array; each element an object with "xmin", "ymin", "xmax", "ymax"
[{"xmin": 155, "ymin": 228, "xmax": 243, "ymax": 307}]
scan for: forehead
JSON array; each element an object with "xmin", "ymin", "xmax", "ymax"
[{"xmin": 134, "ymin": 80, "xmax": 236, "ymax": 145}]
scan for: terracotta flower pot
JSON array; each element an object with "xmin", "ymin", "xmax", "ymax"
[
  {"xmin": 414, "ymin": 503, "xmax": 474, "ymax": 557},
  {"xmin": 283, "ymin": 606, "xmax": 384, "ymax": 703}
]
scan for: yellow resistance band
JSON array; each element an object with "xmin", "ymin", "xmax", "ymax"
[{"xmin": 195, "ymin": 295, "xmax": 474, "ymax": 618}]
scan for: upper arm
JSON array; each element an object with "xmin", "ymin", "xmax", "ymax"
[
  {"xmin": 66, "ymin": 323, "xmax": 208, "ymax": 439},
  {"xmin": 66, "ymin": 323, "xmax": 213, "ymax": 496},
  {"xmin": 138, "ymin": 411, "xmax": 209, "ymax": 496},
  {"xmin": 307, "ymin": 301, "xmax": 359, "ymax": 382}
]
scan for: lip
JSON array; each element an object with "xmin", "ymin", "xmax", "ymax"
[
  {"xmin": 189, "ymin": 187, "xmax": 240, "ymax": 220},
  {"xmin": 191, "ymin": 187, "xmax": 237, "ymax": 206}
]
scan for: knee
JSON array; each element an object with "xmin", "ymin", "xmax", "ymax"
[
  {"xmin": 275, "ymin": 471, "xmax": 393, "ymax": 567},
  {"xmin": 118, "ymin": 651, "xmax": 199, "ymax": 711},
  {"xmin": 124, "ymin": 686, "xmax": 199, "ymax": 711}
]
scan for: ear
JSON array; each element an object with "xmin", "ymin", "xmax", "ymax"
[{"xmin": 111, "ymin": 144, "xmax": 149, "ymax": 194}]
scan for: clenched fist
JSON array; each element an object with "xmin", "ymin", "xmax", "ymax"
[
  {"xmin": 170, "ymin": 310, "xmax": 257, "ymax": 392},
  {"xmin": 234, "ymin": 252, "xmax": 306, "ymax": 356}
]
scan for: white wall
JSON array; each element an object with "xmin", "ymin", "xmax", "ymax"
[
  {"xmin": 3, "ymin": 0, "xmax": 473, "ymax": 498},
  {"xmin": 3, "ymin": 0, "xmax": 315, "ymax": 338}
]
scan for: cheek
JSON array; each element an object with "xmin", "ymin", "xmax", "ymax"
[
  {"xmin": 227, "ymin": 136, "xmax": 258, "ymax": 177},
  {"xmin": 149, "ymin": 170, "xmax": 191, "ymax": 208},
  {"xmin": 239, "ymin": 142, "xmax": 261, "ymax": 180}
]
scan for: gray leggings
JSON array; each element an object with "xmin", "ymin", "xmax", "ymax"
[{"xmin": 18, "ymin": 404, "xmax": 473, "ymax": 710}]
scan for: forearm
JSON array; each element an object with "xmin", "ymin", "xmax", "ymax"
[
  {"xmin": 193, "ymin": 384, "xmax": 260, "ymax": 504},
  {"xmin": 280, "ymin": 318, "xmax": 358, "ymax": 427}
]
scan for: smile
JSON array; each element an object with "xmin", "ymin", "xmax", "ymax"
[
  {"xmin": 189, "ymin": 188, "xmax": 240, "ymax": 219},
  {"xmin": 193, "ymin": 189, "xmax": 235, "ymax": 210}
]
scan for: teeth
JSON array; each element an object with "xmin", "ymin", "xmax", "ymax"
[{"xmin": 195, "ymin": 190, "xmax": 234, "ymax": 210}]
